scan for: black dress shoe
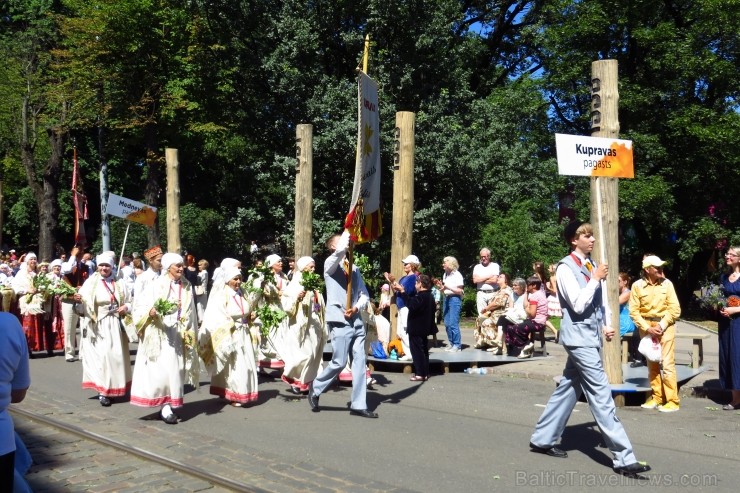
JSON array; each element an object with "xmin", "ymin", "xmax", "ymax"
[
  {"xmin": 99, "ymin": 396, "xmax": 112, "ymax": 407},
  {"xmin": 529, "ymin": 442, "xmax": 567, "ymax": 458},
  {"xmin": 349, "ymin": 408, "xmax": 378, "ymax": 418},
  {"xmin": 160, "ymin": 412, "xmax": 178, "ymax": 424},
  {"xmin": 289, "ymin": 386, "xmax": 302, "ymax": 395},
  {"xmin": 308, "ymin": 391, "xmax": 320, "ymax": 412},
  {"xmin": 613, "ymin": 462, "xmax": 651, "ymax": 477}
]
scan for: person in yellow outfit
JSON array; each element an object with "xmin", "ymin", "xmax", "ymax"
[{"xmin": 629, "ymin": 255, "xmax": 682, "ymax": 412}]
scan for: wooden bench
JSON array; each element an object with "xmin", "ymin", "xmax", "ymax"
[
  {"xmin": 621, "ymin": 332, "xmax": 634, "ymax": 364},
  {"xmin": 676, "ymin": 333, "xmax": 710, "ymax": 369},
  {"xmin": 621, "ymin": 331, "xmax": 709, "ymax": 368}
]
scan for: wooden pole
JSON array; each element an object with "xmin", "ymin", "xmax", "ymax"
[
  {"xmin": 590, "ymin": 60, "xmax": 623, "ymax": 403},
  {"xmin": 165, "ymin": 148, "xmax": 181, "ymax": 253},
  {"xmin": 295, "ymin": 124, "xmax": 314, "ymax": 259},
  {"xmin": 390, "ymin": 112, "xmax": 416, "ymax": 338}
]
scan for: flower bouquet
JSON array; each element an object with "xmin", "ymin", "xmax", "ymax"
[
  {"xmin": 153, "ymin": 298, "xmax": 178, "ymax": 316},
  {"xmin": 51, "ymin": 281, "xmax": 76, "ymax": 298},
  {"xmin": 26, "ymin": 273, "xmax": 53, "ymax": 303},
  {"xmin": 698, "ymin": 283, "xmax": 726, "ymax": 317}
]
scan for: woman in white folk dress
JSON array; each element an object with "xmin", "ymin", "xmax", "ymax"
[
  {"xmin": 131, "ymin": 253, "xmax": 199, "ymax": 424},
  {"xmin": 77, "ymin": 254, "xmax": 132, "ymax": 407},
  {"xmin": 199, "ymin": 266, "xmax": 260, "ymax": 407},
  {"xmin": 252, "ymin": 254, "xmax": 288, "ymax": 370},
  {"xmin": 279, "ymin": 257, "xmax": 326, "ymax": 394}
]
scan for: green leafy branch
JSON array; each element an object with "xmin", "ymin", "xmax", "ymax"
[
  {"xmin": 255, "ymin": 304, "xmax": 286, "ymax": 339},
  {"xmin": 301, "ymin": 270, "xmax": 324, "ymax": 292}
]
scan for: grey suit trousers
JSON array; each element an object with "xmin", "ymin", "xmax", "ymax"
[
  {"xmin": 530, "ymin": 345, "xmax": 637, "ymax": 468},
  {"xmin": 311, "ymin": 317, "xmax": 368, "ymax": 410}
]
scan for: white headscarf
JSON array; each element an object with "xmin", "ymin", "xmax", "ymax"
[
  {"xmin": 296, "ymin": 256, "xmax": 314, "ymax": 273},
  {"xmin": 223, "ymin": 266, "xmax": 242, "ymax": 283},
  {"xmin": 161, "ymin": 253, "xmax": 184, "ymax": 271},
  {"xmin": 96, "ymin": 254, "xmax": 114, "ymax": 267},
  {"xmin": 25, "ymin": 252, "xmax": 37, "ymax": 260},
  {"xmin": 265, "ymin": 254, "xmax": 282, "ymax": 268}
]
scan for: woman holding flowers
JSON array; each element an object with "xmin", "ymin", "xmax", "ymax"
[
  {"xmin": 251, "ymin": 254, "xmax": 288, "ymax": 370},
  {"xmin": 131, "ymin": 253, "xmax": 199, "ymax": 424},
  {"xmin": 12, "ymin": 253, "xmax": 53, "ymax": 355},
  {"xmin": 719, "ymin": 246, "xmax": 740, "ymax": 410},
  {"xmin": 199, "ymin": 266, "xmax": 259, "ymax": 407},
  {"xmin": 279, "ymin": 257, "xmax": 326, "ymax": 394},
  {"xmin": 77, "ymin": 254, "xmax": 132, "ymax": 407}
]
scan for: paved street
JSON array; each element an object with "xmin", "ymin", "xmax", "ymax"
[{"xmin": 11, "ymin": 320, "xmax": 740, "ymax": 492}]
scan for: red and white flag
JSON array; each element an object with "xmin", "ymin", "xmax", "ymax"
[{"xmin": 344, "ymin": 70, "xmax": 382, "ymax": 243}]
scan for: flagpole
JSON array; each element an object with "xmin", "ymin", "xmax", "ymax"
[
  {"xmin": 117, "ymin": 222, "xmax": 131, "ymax": 279},
  {"xmin": 362, "ymin": 35, "xmax": 369, "ymax": 73}
]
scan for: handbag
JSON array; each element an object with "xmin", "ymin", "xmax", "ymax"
[
  {"xmin": 504, "ymin": 305, "xmax": 526, "ymax": 325},
  {"xmin": 638, "ymin": 335, "xmax": 662, "ymax": 363}
]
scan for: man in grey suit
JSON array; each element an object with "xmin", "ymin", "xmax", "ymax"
[
  {"xmin": 529, "ymin": 221, "xmax": 650, "ymax": 477},
  {"xmin": 308, "ymin": 231, "xmax": 378, "ymax": 418}
]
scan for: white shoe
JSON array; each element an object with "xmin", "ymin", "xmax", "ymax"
[
  {"xmin": 487, "ymin": 347, "xmax": 502, "ymax": 355},
  {"xmin": 444, "ymin": 346, "xmax": 454, "ymax": 352},
  {"xmin": 522, "ymin": 342, "xmax": 534, "ymax": 352},
  {"xmin": 450, "ymin": 346, "xmax": 462, "ymax": 352},
  {"xmin": 399, "ymin": 355, "xmax": 412, "ymax": 361}
]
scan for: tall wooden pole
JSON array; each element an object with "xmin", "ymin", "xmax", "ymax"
[
  {"xmin": 390, "ymin": 112, "xmax": 415, "ymax": 338},
  {"xmin": 590, "ymin": 60, "xmax": 623, "ymax": 402},
  {"xmin": 295, "ymin": 124, "xmax": 314, "ymax": 258},
  {"xmin": 165, "ymin": 148, "xmax": 181, "ymax": 253}
]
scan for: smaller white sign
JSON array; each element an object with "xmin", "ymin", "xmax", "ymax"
[
  {"xmin": 105, "ymin": 193, "xmax": 157, "ymax": 226},
  {"xmin": 555, "ymin": 133, "xmax": 634, "ymax": 178}
]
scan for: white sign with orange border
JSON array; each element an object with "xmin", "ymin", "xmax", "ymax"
[{"xmin": 555, "ymin": 133, "xmax": 634, "ymax": 178}]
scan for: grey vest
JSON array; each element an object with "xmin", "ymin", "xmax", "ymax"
[
  {"xmin": 558, "ymin": 254, "xmax": 603, "ymax": 348},
  {"xmin": 324, "ymin": 260, "xmax": 365, "ymax": 325}
]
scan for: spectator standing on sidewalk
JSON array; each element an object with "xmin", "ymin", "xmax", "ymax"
[
  {"xmin": 629, "ymin": 255, "xmax": 681, "ymax": 412},
  {"xmin": 393, "ymin": 274, "xmax": 436, "ymax": 382},
  {"xmin": 530, "ymin": 221, "xmax": 651, "ymax": 478},
  {"xmin": 387, "ymin": 254, "xmax": 421, "ymax": 361},
  {"xmin": 472, "ymin": 248, "xmax": 499, "ymax": 315},
  {"xmin": 435, "ymin": 256, "xmax": 464, "ymax": 352},
  {"xmin": 718, "ymin": 246, "xmax": 740, "ymax": 410}
]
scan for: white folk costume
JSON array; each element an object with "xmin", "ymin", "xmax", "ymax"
[
  {"xmin": 13, "ymin": 255, "xmax": 54, "ymax": 353},
  {"xmin": 199, "ymin": 266, "xmax": 259, "ymax": 405},
  {"xmin": 278, "ymin": 257, "xmax": 326, "ymax": 393},
  {"xmin": 252, "ymin": 254, "xmax": 288, "ymax": 370},
  {"xmin": 78, "ymin": 255, "xmax": 133, "ymax": 398},
  {"xmin": 131, "ymin": 254, "xmax": 199, "ymax": 411}
]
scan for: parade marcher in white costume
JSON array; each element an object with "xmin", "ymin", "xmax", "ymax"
[
  {"xmin": 131, "ymin": 253, "xmax": 199, "ymax": 424},
  {"xmin": 199, "ymin": 266, "xmax": 260, "ymax": 407},
  {"xmin": 77, "ymin": 254, "xmax": 132, "ymax": 407}
]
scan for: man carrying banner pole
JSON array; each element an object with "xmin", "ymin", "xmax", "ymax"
[{"xmin": 307, "ymin": 58, "xmax": 382, "ymax": 418}]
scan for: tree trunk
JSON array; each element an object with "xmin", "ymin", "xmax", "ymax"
[
  {"xmin": 38, "ymin": 127, "xmax": 64, "ymax": 261},
  {"xmin": 20, "ymin": 96, "xmax": 64, "ymax": 261}
]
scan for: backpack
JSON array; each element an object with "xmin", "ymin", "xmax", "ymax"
[{"xmin": 370, "ymin": 340, "xmax": 387, "ymax": 359}]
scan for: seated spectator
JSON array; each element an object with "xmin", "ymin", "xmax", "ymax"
[
  {"xmin": 474, "ymin": 273, "xmax": 513, "ymax": 351},
  {"xmin": 618, "ymin": 272, "xmax": 643, "ymax": 366},
  {"xmin": 501, "ymin": 276, "xmax": 548, "ymax": 358}
]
